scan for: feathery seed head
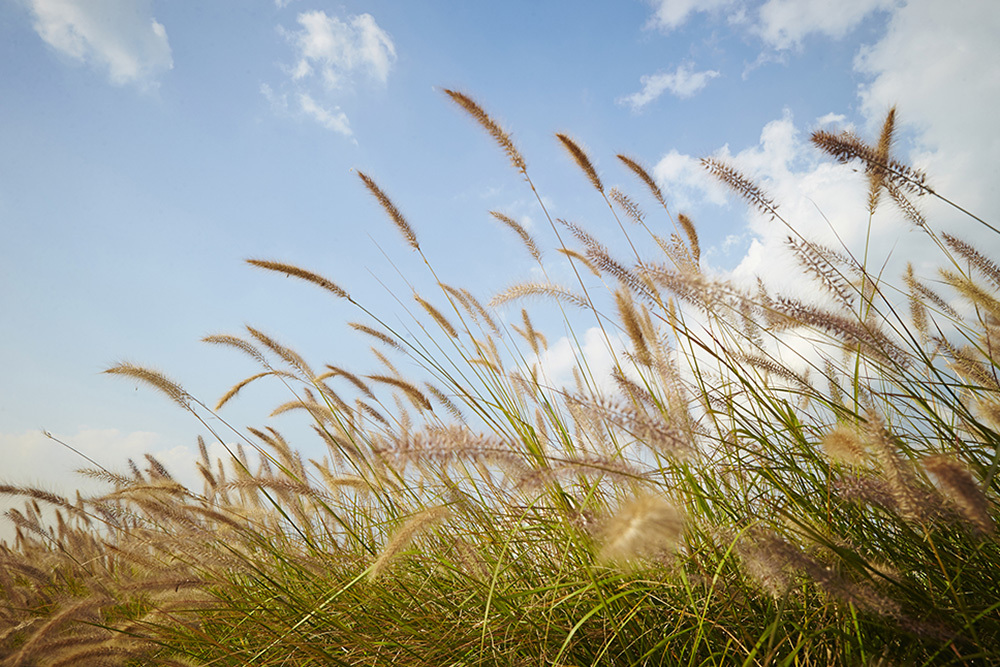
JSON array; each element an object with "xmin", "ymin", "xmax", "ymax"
[
  {"xmin": 357, "ymin": 170, "xmax": 420, "ymax": 251},
  {"xmin": 104, "ymin": 362, "xmax": 190, "ymax": 409},
  {"xmin": 443, "ymin": 88, "xmax": 526, "ymax": 173},
  {"xmin": 245, "ymin": 259, "xmax": 349, "ymax": 300},
  {"xmin": 556, "ymin": 133, "xmax": 603, "ymax": 192},
  {"xmin": 617, "ymin": 154, "xmax": 666, "ymax": 207},
  {"xmin": 598, "ymin": 494, "xmax": 683, "ymax": 568},
  {"xmin": 923, "ymin": 455, "xmax": 995, "ymax": 534},
  {"xmin": 369, "ymin": 505, "xmax": 451, "ymax": 580},
  {"xmin": 702, "ymin": 157, "xmax": 778, "ymax": 219},
  {"xmin": 821, "ymin": 423, "xmax": 867, "ymax": 464}
]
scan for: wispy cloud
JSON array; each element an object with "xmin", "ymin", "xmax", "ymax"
[
  {"xmin": 265, "ymin": 10, "xmax": 395, "ymax": 137},
  {"xmin": 620, "ymin": 63, "xmax": 720, "ymax": 110},
  {"xmin": 26, "ymin": 0, "xmax": 173, "ymax": 89},
  {"xmin": 645, "ymin": 0, "xmax": 736, "ymax": 32},
  {"xmin": 298, "ymin": 93, "xmax": 353, "ymax": 139},
  {"xmin": 756, "ymin": 0, "xmax": 895, "ymax": 50},
  {"xmin": 283, "ymin": 11, "xmax": 395, "ymax": 88}
]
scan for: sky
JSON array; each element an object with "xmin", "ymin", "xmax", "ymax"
[{"xmin": 2, "ymin": 0, "xmax": 999, "ymax": 505}]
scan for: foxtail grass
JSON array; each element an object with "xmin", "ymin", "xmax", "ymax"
[{"xmin": 3, "ymin": 101, "xmax": 999, "ymax": 666}]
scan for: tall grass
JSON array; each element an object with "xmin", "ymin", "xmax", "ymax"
[{"xmin": 2, "ymin": 95, "xmax": 998, "ymax": 666}]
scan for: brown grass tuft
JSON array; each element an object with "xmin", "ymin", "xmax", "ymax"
[
  {"xmin": 103, "ymin": 362, "xmax": 189, "ymax": 408},
  {"xmin": 489, "ymin": 211, "xmax": 542, "ymax": 261},
  {"xmin": 617, "ymin": 154, "xmax": 666, "ymax": 208},
  {"xmin": 943, "ymin": 232, "xmax": 1000, "ymax": 290},
  {"xmin": 369, "ymin": 505, "xmax": 451, "ymax": 579},
  {"xmin": 609, "ymin": 188, "xmax": 645, "ymax": 226},
  {"xmin": 348, "ymin": 321, "xmax": 402, "ymax": 350},
  {"xmin": 490, "ymin": 281, "xmax": 589, "ymax": 310},
  {"xmin": 246, "ymin": 325, "xmax": 313, "ymax": 378},
  {"xmin": 245, "ymin": 259, "xmax": 350, "ymax": 300},
  {"xmin": 810, "ymin": 126, "xmax": 932, "ymax": 196},
  {"xmin": 615, "ymin": 288, "xmax": 652, "ymax": 366},
  {"xmin": 414, "ymin": 294, "xmax": 459, "ymax": 339},
  {"xmin": 367, "ymin": 374, "xmax": 433, "ymax": 411},
  {"xmin": 923, "ymin": 455, "xmax": 995, "ymax": 534},
  {"xmin": 701, "ymin": 157, "xmax": 779, "ymax": 219},
  {"xmin": 676, "ymin": 213, "xmax": 700, "ymax": 263},
  {"xmin": 821, "ymin": 423, "xmax": 867, "ymax": 464},
  {"xmin": 598, "ymin": 494, "xmax": 683, "ymax": 568},
  {"xmin": 442, "ymin": 88, "xmax": 526, "ymax": 173},
  {"xmin": 357, "ymin": 170, "xmax": 420, "ymax": 251},
  {"xmin": 556, "ymin": 133, "xmax": 603, "ymax": 192}
]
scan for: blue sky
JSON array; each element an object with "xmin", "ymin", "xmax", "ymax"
[{"xmin": 2, "ymin": 0, "xmax": 999, "ymax": 498}]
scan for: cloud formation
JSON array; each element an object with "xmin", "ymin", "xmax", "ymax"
[
  {"xmin": 645, "ymin": 0, "xmax": 735, "ymax": 32},
  {"xmin": 646, "ymin": 0, "xmax": 893, "ymax": 50},
  {"xmin": 298, "ymin": 92, "xmax": 353, "ymax": 137},
  {"xmin": 643, "ymin": 0, "xmax": 1000, "ymax": 298},
  {"xmin": 756, "ymin": 0, "xmax": 895, "ymax": 49},
  {"xmin": 284, "ymin": 11, "xmax": 396, "ymax": 88},
  {"xmin": 620, "ymin": 63, "xmax": 720, "ymax": 109},
  {"xmin": 265, "ymin": 10, "xmax": 395, "ymax": 138},
  {"xmin": 27, "ymin": 0, "xmax": 173, "ymax": 88}
]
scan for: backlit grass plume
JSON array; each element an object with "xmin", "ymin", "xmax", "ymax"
[{"xmin": 4, "ymin": 102, "xmax": 998, "ymax": 666}]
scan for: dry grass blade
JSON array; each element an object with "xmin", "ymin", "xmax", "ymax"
[
  {"xmin": 676, "ymin": 214, "xmax": 700, "ymax": 263},
  {"xmin": 414, "ymin": 294, "xmax": 459, "ymax": 339},
  {"xmin": 609, "ymin": 188, "xmax": 645, "ymax": 225},
  {"xmin": 490, "ymin": 281, "xmax": 589, "ymax": 309},
  {"xmin": 556, "ymin": 133, "xmax": 603, "ymax": 192},
  {"xmin": 216, "ymin": 371, "xmax": 280, "ymax": 410},
  {"xmin": 785, "ymin": 236, "xmax": 855, "ymax": 309},
  {"xmin": 617, "ymin": 154, "xmax": 666, "ymax": 208},
  {"xmin": 943, "ymin": 232, "xmax": 1000, "ymax": 291},
  {"xmin": 940, "ymin": 269, "xmax": 1000, "ymax": 323},
  {"xmin": 0, "ymin": 485, "xmax": 75, "ymax": 513},
  {"xmin": 557, "ymin": 247, "xmax": 602, "ymax": 276},
  {"xmin": 490, "ymin": 211, "xmax": 542, "ymax": 261},
  {"xmin": 369, "ymin": 505, "xmax": 451, "ymax": 579},
  {"xmin": 923, "ymin": 455, "xmax": 995, "ymax": 534},
  {"xmin": 775, "ymin": 297, "xmax": 909, "ymax": 368},
  {"xmin": 616, "ymin": 288, "xmax": 652, "ymax": 366},
  {"xmin": 245, "ymin": 259, "xmax": 350, "ymax": 300},
  {"xmin": 246, "ymin": 325, "xmax": 313, "ymax": 378},
  {"xmin": 348, "ymin": 321, "xmax": 402, "ymax": 350},
  {"xmin": 320, "ymin": 365, "xmax": 376, "ymax": 398},
  {"xmin": 202, "ymin": 333, "xmax": 269, "ymax": 366},
  {"xmin": 598, "ymin": 494, "xmax": 683, "ymax": 567},
  {"xmin": 357, "ymin": 170, "xmax": 420, "ymax": 251},
  {"xmin": 442, "ymin": 88, "xmax": 526, "ymax": 173},
  {"xmin": 702, "ymin": 157, "xmax": 779, "ymax": 219},
  {"xmin": 103, "ymin": 362, "xmax": 189, "ymax": 408},
  {"xmin": 367, "ymin": 374, "xmax": 433, "ymax": 411},
  {"xmin": 867, "ymin": 106, "xmax": 896, "ymax": 212},
  {"xmin": 810, "ymin": 127, "xmax": 933, "ymax": 196}
]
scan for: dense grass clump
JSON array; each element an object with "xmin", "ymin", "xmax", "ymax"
[{"xmin": 2, "ymin": 96, "xmax": 998, "ymax": 666}]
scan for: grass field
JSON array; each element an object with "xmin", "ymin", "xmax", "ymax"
[{"xmin": 1, "ymin": 94, "xmax": 998, "ymax": 666}]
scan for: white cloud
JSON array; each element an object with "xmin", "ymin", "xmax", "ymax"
[
  {"xmin": 27, "ymin": 0, "xmax": 172, "ymax": 88},
  {"xmin": 620, "ymin": 63, "xmax": 720, "ymax": 109},
  {"xmin": 645, "ymin": 0, "xmax": 736, "ymax": 32},
  {"xmin": 274, "ymin": 0, "xmax": 296, "ymax": 8},
  {"xmin": 535, "ymin": 327, "xmax": 622, "ymax": 396},
  {"xmin": 265, "ymin": 10, "xmax": 394, "ymax": 137},
  {"xmin": 640, "ymin": 0, "xmax": 1000, "ymax": 300},
  {"xmin": 815, "ymin": 112, "xmax": 849, "ymax": 127},
  {"xmin": 284, "ymin": 11, "xmax": 395, "ymax": 88},
  {"xmin": 298, "ymin": 93, "xmax": 353, "ymax": 138},
  {"xmin": 854, "ymin": 0, "xmax": 1000, "ymax": 220},
  {"xmin": 652, "ymin": 149, "xmax": 729, "ymax": 210},
  {"xmin": 756, "ymin": 0, "xmax": 895, "ymax": 50}
]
